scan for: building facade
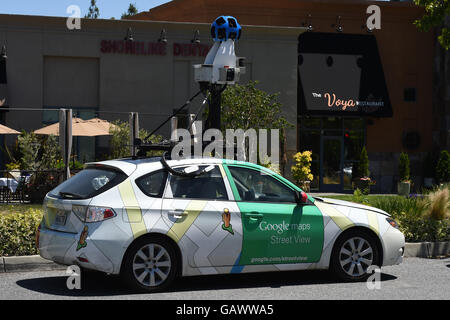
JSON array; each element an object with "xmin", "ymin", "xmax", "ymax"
[
  {"xmin": 134, "ymin": 0, "xmax": 439, "ymax": 193},
  {"xmin": 0, "ymin": 14, "xmax": 301, "ymax": 171},
  {"xmin": 0, "ymin": 0, "xmax": 440, "ymax": 193}
]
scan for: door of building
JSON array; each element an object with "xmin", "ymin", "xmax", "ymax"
[{"xmin": 320, "ymin": 136, "xmax": 343, "ymax": 192}]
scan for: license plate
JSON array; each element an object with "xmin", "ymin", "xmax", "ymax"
[{"xmin": 55, "ymin": 211, "xmax": 67, "ymax": 226}]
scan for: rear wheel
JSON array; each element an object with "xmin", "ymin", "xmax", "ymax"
[
  {"xmin": 122, "ymin": 236, "xmax": 178, "ymax": 292},
  {"xmin": 331, "ymin": 230, "xmax": 380, "ymax": 282}
]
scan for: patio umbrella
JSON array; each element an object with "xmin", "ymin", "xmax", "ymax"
[
  {"xmin": 34, "ymin": 117, "xmax": 112, "ymax": 136},
  {"xmin": 0, "ymin": 123, "xmax": 19, "ymax": 134},
  {"xmin": 85, "ymin": 118, "xmax": 117, "ymax": 133}
]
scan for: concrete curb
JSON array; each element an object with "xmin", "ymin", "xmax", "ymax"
[
  {"xmin": 1, "ymin": 255, "xmax": 66, "ymax": 273},
  {"xmin": 404, "ymin": 242, "xmax": 450, "ymax": 258},
  {"xmin": 0, "ymin": 242, "xmax": 449, "ymax": 273}
]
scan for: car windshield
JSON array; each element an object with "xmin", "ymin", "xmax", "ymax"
[{"xmin": 49, "ymin": 168, "xmax": 127, "ymax": 199}]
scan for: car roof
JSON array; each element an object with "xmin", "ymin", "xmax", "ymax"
[
  {"xmin": 85, "ymin": 156, "xmax": 301, "ymax": 193},
  {"xmin": 85, "ymin": 156, "xmax": 226, "ymax": 176}
]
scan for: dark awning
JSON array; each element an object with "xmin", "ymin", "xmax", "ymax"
[{"xmin": 298, "ymin": 32, "xmax": 392, "ymax": 118}]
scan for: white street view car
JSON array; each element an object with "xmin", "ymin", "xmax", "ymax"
[{"xmin": 37, "ymin": 156, "xmax": 405, "ymax": 292}]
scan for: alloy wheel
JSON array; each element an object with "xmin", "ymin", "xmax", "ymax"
[
  {"xmin": 132, "ymin": 243, "xmax": 172, "ymax": 287},
  {"xmin": 339, "ymin": 236, "xmax": 374, "ymax": 277}
]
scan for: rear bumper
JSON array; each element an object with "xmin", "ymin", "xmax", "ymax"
[{"xmin": 38, "ymin": 224, "xmax": 120, "ymax": 274}]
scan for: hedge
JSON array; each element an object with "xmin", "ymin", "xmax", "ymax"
[
  {"xmin": 0, "ymin": 209, "xmax": 43, "ymax": 257},
  {"xmin": 0, "ymin": 190, "xmax": 448, "ymax": 256},
  {"xmin": 329, "ymin": 187, "xmax": 449, "ymax": 242}
]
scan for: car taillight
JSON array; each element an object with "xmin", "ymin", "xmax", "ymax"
[
  {"xmin": 72, "ymin": 205, "xmax": 116, "ymax": 223},
  {"xmin": 85, "ymin": 206, "xmax": 116, "ymax": 223},
  {"xmin": 72, "ymin": 205, "xmax": 87, "ymax": 221}
]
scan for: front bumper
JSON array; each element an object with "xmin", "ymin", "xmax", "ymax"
[{"xmin": 381, "ymin": 227, "xmax": 405, "ymax": 266}]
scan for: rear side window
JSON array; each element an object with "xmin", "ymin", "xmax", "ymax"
[
  {"xmin": 136, "ymin": 170, "xmax": 168, "ymax": 198},
  {"xmin": 169, "ymin": 166, "xmax": 228, "ymax": 200},
  {"xmin": 49, "ymin": 168, "xmax": 127, "ymax": 199}
]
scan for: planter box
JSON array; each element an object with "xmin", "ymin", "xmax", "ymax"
[
  {"xmin": 397, "ymin": 182, "xmax": 411, "ymax": 196},
  {"xmin": 354, "ymin": 180, "xmax": 371, "ymax": 195},
  {"xmin": 404, "ymin": 242, "xmax": 450, "ymax": 258},
  {"xmin": 423, "ymin": 177, "xmax": 433, "ymax": 188}
]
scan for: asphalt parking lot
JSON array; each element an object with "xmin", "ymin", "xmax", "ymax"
[{"xmin": 0, "ymin": 257, "xmax": 448, "ymax": 300}]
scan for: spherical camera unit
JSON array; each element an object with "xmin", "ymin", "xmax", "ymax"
[{"xmin": 210, "ymin": 16, "xmax": 241, "ymax": 42}]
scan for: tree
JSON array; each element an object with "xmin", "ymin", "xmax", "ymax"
[
  {"xmin": 17, "ymin": 132, "xmax": 40, "ymax": 171},
  {"xmin": 109, "ymin": 120, "xmax": 162, "ymax": 159},
  {"xmin": 121, "ymin": 3, "xmax": 138, "ymax": 19},
  {"xmin": 435, "ymin": 150, "xmax": 450, "ymax": 183},
  {"xmin": 414, "ymin": 0, "xmax": 450, "ymax": 50},
  {"xmin": 85, "ymin": 0, "xmax": 100, "ymax": 19},
  {"xmin": 358, "ymin": 146, "xmax": 369, "ymax": 178},
  {"xmin": 398, "ymin": 152, "xmax": 411, "ymax": 182},
  {"xmin": 221, "ymin": 80, "xmax": 292, "ymax": 133},
  {"xmin": 220, "ymin": 80, "xmax": 293, "ymax": 167}
]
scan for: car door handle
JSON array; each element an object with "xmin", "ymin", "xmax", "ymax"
[
  {"xmin": 168, "ymin": 210, "xmax": 187, "ymax": 219},
  {"xmin": 244, "ymin": 212, "xmax": 263, "ymax": 218}
]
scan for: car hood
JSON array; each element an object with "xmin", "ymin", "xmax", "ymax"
[{"xmin": 313, "ymin": 197, "xmax": 390, "ymax": 217}]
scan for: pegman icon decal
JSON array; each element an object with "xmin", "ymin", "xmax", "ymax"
[
  {"xmin": 222, "ymin": 208, "xmax": 234, "ymax": 235},
  {"xmin": 76, "ymin": 226, "xmax": 88, "ymax": 251}
]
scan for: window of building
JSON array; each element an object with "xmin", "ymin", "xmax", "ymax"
[{"xmin": 404, "ymin": 88, "xmax": 416, "ymax": 102}]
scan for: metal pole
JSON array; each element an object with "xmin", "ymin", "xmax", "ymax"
[
  {"xmin": 170, "ymin": 116, "xmax": 178, "ymax": 143},
  {"xmin": 59, "ymin": 108, "xmax": 72, "ymax": 181},
  {"xmin": 129, "ymin": 112, "xmax": 139, "ymax": 156},
  {"xmin": 207, "ymin": 87, "xmax": 222, "ymax": 131}
]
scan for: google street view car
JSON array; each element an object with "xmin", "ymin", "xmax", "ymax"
[{"xmin": 37, "ymin": 155, "xmax": 405, "ymax": 292}]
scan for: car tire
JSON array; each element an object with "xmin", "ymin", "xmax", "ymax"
[
  {"xmin": 330, "ymin": 229, "xmax": 380, "ymax": 282},
  {"xmin": 121, "ymin": 235, "xmax": 178, "ymax": 292}
]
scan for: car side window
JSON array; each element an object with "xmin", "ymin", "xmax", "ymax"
[
  {"xmin": 228, "ymin": 166, "xmax": 296, "ymax": 203},
  {"xmin": 135, "ymin": 170, "xmax": 168, "ymax": 198},
  {"xmin": 169, "ymin": 166, "xmax": 228, "ymax": 200}
]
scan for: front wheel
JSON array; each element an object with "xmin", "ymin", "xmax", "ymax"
[
  {"xmin": 330, "ymin": 230, "xmax": 380, "ymax": 282},
  {"xmin": 121, "ymin": 236, "xmax": 178, "ymax": 292}
]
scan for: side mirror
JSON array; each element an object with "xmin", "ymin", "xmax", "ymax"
[{"xmin": 295, "ymin": 191, "xmax": 308, "ymax": 204}]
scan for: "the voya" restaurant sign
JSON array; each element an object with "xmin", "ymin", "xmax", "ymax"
[{"xmin": 100, "ymin": 40, "xmax": 211, "ymax": 57}]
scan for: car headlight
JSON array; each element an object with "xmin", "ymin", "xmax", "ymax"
[{"xmin": 386, "ymin": 217, "xmax": 399, "ymax": 229}]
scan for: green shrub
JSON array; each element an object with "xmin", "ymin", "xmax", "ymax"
[
  {"xmin": 391, "ymin": 211, "xmax": 449, "ymax": 242},
  {"xmin": 358, "ymin": 147, "xmax": 369, "ymax": 178},
  {"xmin": 398, "ymin": 152, "xmax": 410, "ymax": 182},
  {"xmin": 291, "ymin": 151, "xmax": 314, "ymax": 183},
  {"xmin": 371, "ymin": 195, "xmax": 427, "ymax": 218},
  {"xmin": 0, "ymin": 209, "xmax": 43, "ymax": 256},
  {"xmin": 378, "ymin": 186, "xmax": 449, "ymax": 242},
  {"xmin": 109, "ymin": 120, "xmax": 163, "ymax": 159},
  {"xmin": 352, "ymin": 188, "xmax": 370, "ymax": 205},
  {"xmin": 330, "ymin": 189, "xmax": 449, "ymax": 242},
  {"xmin": 436, "ymin": 150, "xmax": 450, "ymax": 184}
]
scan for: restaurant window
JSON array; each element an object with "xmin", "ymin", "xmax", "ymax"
[{"xmin": 298, "ymin": 117, "xmax": 365, "ymax": 191}]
